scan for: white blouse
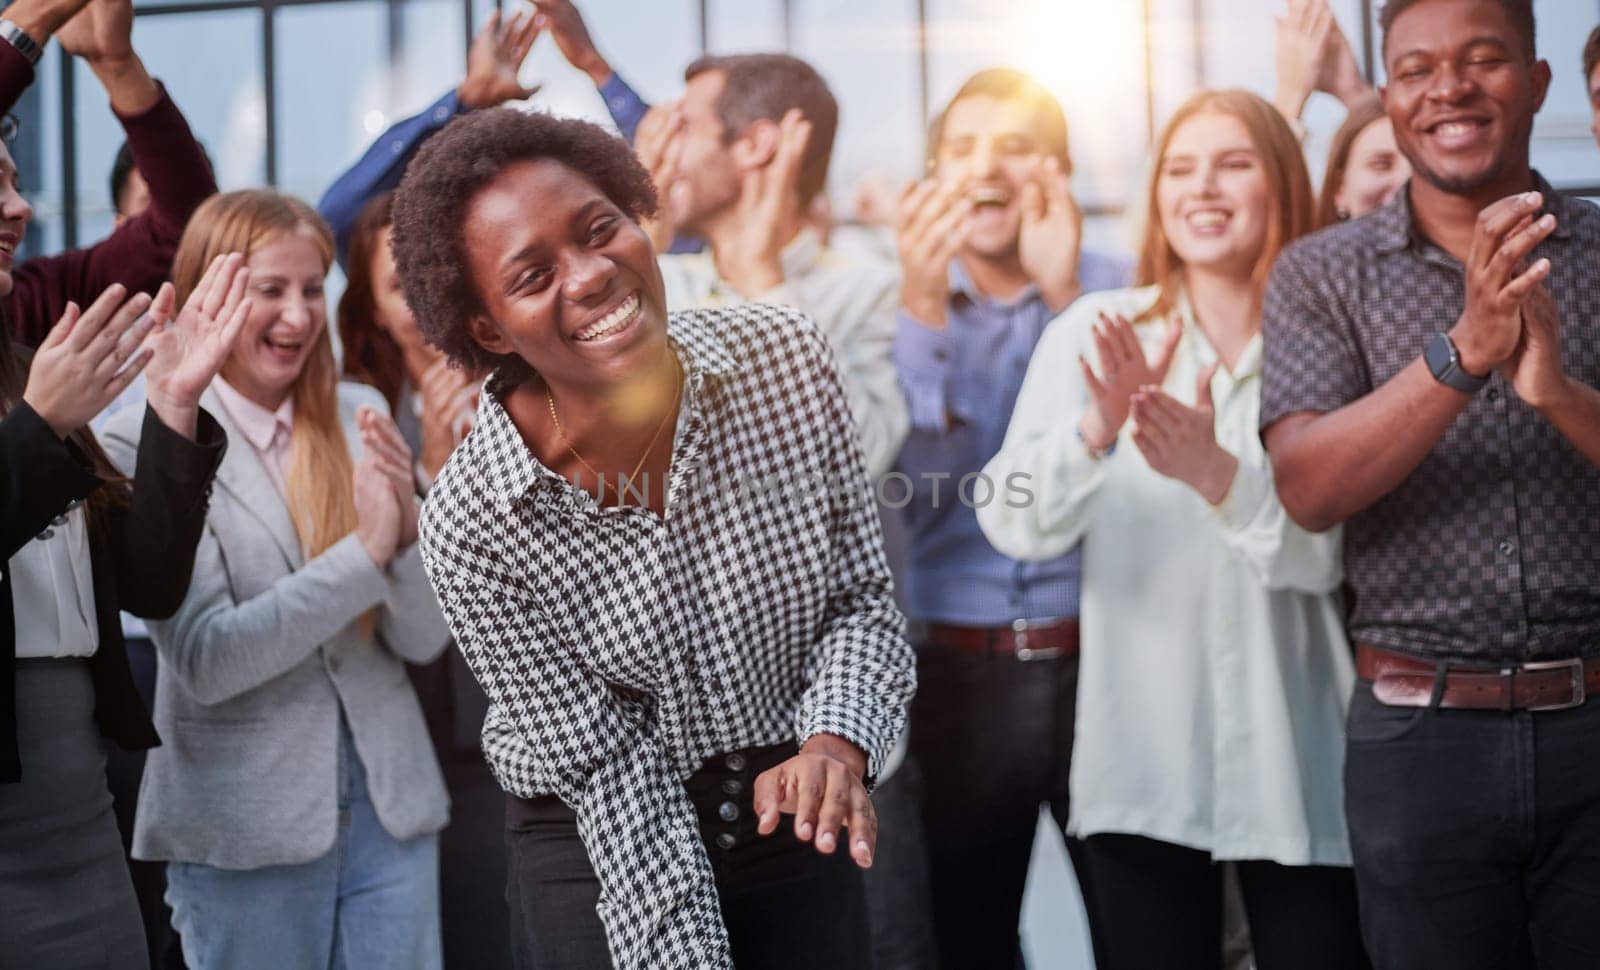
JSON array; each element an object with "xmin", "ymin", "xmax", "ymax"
[
  {"xmin": 977, "ymin": 284, "xmax": 1355, "ymax": 866},
  {"xmin": 10, "ymin": 501, "xmax": 99, "ymax": 659}
]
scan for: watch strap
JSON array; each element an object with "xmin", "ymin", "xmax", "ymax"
[
  {"xmin": 1424, "ymin": 332, "xmax": 1489, "ymax": 394},
  {"xmin": 0, "ymin": 20, "xmax": 43, "ymax": 67}
]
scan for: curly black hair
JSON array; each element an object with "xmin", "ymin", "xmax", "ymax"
[{"xmin": 390, "ymin": 108, "xmax": 659, "ymax": 374}]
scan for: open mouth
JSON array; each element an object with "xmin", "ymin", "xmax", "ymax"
[
  {"xmin": 262, "ymin": 334, "xmax": 306, "ymax": 359},
  {"xmin": 1424, "ymin": 116, "xmax": 1491, "ymax": 148},
  {"xmin": 0, "ymin": 234, "xmax": 18, "ymax": 262},
  {"xmin": 969, "ymin": 185, "xmax": 1011, "ymax": 209},
  {"xmin": 1184, "ymin": 208, "xmax": 1233, "ymax": 234},
  {"xmin": 574, "ymin": 292, "xmax": 641, "ymax": 343}
]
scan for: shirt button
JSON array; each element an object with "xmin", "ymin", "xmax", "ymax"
[
  {"xmin": 724, "ymin": 753, "xmax": 746, "ymax": 772},
  {"xmin": 1498, "ymin": 539, "xmax": 1516, "ymax": 557},
  {"xmin": 1486, "ymin": 387, "xmax": 1499, "ymax": 402},
  {"xmin": 433, "ymin": 106, "xmax": 449, "ymax": 122},
  {"xmin": 51, "ymin": 514, "xmax": 66, "ymax": 526},
  {"xmin": 721, "ymin": 778, "xmax": 742, "ymax": 796},
  {"xmin": 390, "ymin": 141, "xmax": 404, "ymax": 155},
  {"xmin": 718, "ymin": 801, "xmax": 740, "ymax": 822},
  {"xmin": 36, "ymin": 528, "xmax": 54, "ymax": 540},
  {"xmin": 715, "ymin": 833, "xmax": 736, "ymax": 850}
]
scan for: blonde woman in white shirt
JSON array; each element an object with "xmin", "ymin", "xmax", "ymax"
[{"xmin": 978, "ymin": 90, "xmax": 1368, "ymax": 970}]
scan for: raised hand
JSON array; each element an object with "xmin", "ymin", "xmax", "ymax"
[
  {"xmin": 719, "ymin": 108, "xmax": 811, "ymax": 298},
  {"xmin": 357, "ymin": 406, "xmax": 420, "ymax": 549},
  {"xmin": 353, "ymin": 453, "xmax": 401, "ymax": 568},
  {"xmin": 21, "ymin": 284, "xmax": 157, "ymax": 438},
  {"xmin": 753, "ymin": 734, "xmax": 876, "ymax": 869},
  {"xmin": 0, "ymin": 0, "xmax": 96, "ymax": 45},
  {"xmin": 458, "ymin": 8, "xmax": 542, "ymax": 109},
  {"xmin": 1450, "ymin": 191, "xmax": 1556, "ymax": 378},
  {"xmin": 894, "ymin": 177, "xmax": 972, "ymax": 329},
  {"xmin": 416, "ymin": 356, "xmax": 477, "ymax": 481},
  {"xmin": 1272, "ymin": 0, "xmax": 1335, "ymax": 121},
  {"xmin": 53, "ymin": 0, "xmax": 132, "ymax": 65},
  {"xmin": 142, "ymin": 252, "xmax": 253, "ymax": 440},
  {"xmin": 633, "ymin": 102, "xmax": 687, "ymax": 252},
  {"xmin": 1017, "ymin": 155, "xmax": 1083, "ymax": 313},
  {"xmin": 1077, "ymin": 312, "xmax": 1183, "ymax": 453},
  {"xmin": 1130, "ymin": 363, "xmax": 1238, "ymax": 504},
  {"xmin": 532, "ymin": 0, "xmax": 611, "ymax": 85}
]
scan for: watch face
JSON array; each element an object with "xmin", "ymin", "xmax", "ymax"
[{"xmin": 1424, "ymin": 332, "xmax": 1454, "ymax": 378}]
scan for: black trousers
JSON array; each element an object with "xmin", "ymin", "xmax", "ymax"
[
  {"xmin": 908, "ymin": 639, "xmax": 1090, "ymax": 969},
  {"xmin": 1080, "ymin": 833, "xmax": 1370, "ymax": 970},
  {"xmin": 504, "ymin": 741, "xmax": 870, "ymax": 969},
  {"xmin": 1345, "ymin": 677, "xmax": 1600, "ymax": 970}
]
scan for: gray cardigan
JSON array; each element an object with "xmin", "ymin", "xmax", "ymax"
[{"xmin": 101, "ymin": 381, "xmax": 451, "ymax": 870}]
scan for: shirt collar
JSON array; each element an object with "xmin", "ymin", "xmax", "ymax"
[
  {"xmin": 212, "ymin": 377, "xmax": 294, "ymax": 452},
  {"xmin": 1171, "ymin": 287, "xmax": 1263, "ymax": 381},
  {"xmin": 481, "ymin": 317, "xmax": 741, "ymax": 509},
  {"xmin": 1377, "ymin": 171, "xmax": 1574, "ymax": 255},
  {"xmin": 946, "ymin": 259, "xmax": 1041, "ymax": 309}
]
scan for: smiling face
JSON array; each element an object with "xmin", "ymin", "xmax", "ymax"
[
  {"xmin": 0, "ymin": 141, "xmax": 34, "ymax": 297},
  {"xmin": 217, "ymin": 230, "xmax": 329, "ymax": 410},
  {"xmin": 460, "ymin": 158, "xmax": 669, "ymax": 392},
  {"xmin": 669, "ymin": 70, "xmax": 744, "ymax": 237},
  {"xmin": 1381, "ymin": 0, "xmax": 1549, "ymax": 199},
  {"xmin": 1155, "ymin": 111, "xmax": 1273, "ymax": 282},
  {"xmin": 1589, "ymin": 61, "xmax": 1600, "ymax": 150},
  {"xmin": 1336, "ymin": 116, "xmax": 1411, "ymax": 218},
  {"xmin": 933, "ymin": 94, "xmax": 1055, "ymax": 259},
  {"xmin": 368, "ymin": 227, "xmax": 436, "ymax": 368}
]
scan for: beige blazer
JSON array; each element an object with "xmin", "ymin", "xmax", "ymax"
[{"xmin": 102, "ymin": 381, "xmax": 451, "ymax": 870}]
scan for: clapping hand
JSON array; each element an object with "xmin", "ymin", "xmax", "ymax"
[
  {"xmin": 1016, "ymin": 155, "xmax": 1083, "ymax": 313},
  {"xmin": 1450, "ymin": 191, "xmax": 1556, "ymax": 378},
  {"xmin": 458, "ymin": 8, "xmax": 542, "ymax": 109},
  {"xmin": 719, "ymin": 108, "xmax": 812, "ymax": 298},
  {"xmin": 1130, "ymin": 363, "xmax": 1238, "ymax": 505},
  {"xmin": 142, "ymin": 252, "xmax": 253, "ymax": 440},
  {"xmin": 22, "ymin": 284, "xmax": 158, "ymax": 439},
  {"xmin": 1077, "ymin": 312, "xmax": 1183, "ymax": 453},
  {"xmin": 894, "ymin": 177, "xmax": 972, "ymax": 329},
  {"xmin": 357, "ymin": 406, "xmax": 420, "ymax": 550},
  {"xmin": 416, "ymin": 356, "xmax": 479, "ymax": 481},
  {"xmin": 1500, "ymin": 283, "xmax": 1568, "ymax": 410},
  {"xmin": 634, "ymin": 101, "xmax": 688, "ymax": 252}
]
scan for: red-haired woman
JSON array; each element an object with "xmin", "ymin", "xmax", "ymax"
[
  {"xmin": 980, "ymin": 90, "xmax": 1368, "ymax": 969},
  {"xmin": 101, "ymin": 190, "xmax": 451, "ymax": 970}
]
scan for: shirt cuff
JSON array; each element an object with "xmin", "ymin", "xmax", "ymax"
[{"xmin": 1209, "ymin": 459, "xmax": 1271, "ymax": 533}]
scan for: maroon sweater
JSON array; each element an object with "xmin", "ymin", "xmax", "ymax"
[{"xmin": 1, "ymin": 42, "xmax": 217, "ymax": 346}]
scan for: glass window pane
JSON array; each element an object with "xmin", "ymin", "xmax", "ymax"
[
  {"xmin": 1529, "ymin": 0, "xmax": 1598, "ymax": 189},
  {"xmin": 707, "ymin": 0, "xmax": 784, "ymax": 53},
  {"xmin": 72, "ymin": 7, "xmax": 266, "ymax": 243},
  {"xmin": 394, "ymin": 0, "xmax": 469, "ymax": 117},
  {"xmin": 15, "ymin": 43, "xmax": 65, "ymax": 258},
  {"xmin": 792, "ymin": 0, "xmax": 922, "ymax": 205},
  {"xmin": 275, "ymin": 2, "xmax": 390, "ymax": 205}
]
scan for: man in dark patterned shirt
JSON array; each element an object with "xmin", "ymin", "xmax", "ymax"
[{"xmin": 1260, "ymin": 0, "xmax": 1600, "ymax": 966}]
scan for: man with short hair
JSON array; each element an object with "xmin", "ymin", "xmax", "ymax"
[
  {"xmin": 892, "ymin": 67, "xmax": 1127, "ymax": 968},
  {"xmin": 1262, "ymin": 0, "xmax": 1600, "ymax": 965}
]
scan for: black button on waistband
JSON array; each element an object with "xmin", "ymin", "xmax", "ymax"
[
  {"xmin": 716, "ymin": 833, "xmax": 736, "ymax": 850},
  {"xmin": 721, "ymin": 778, "xmax": 742, "ymax": 795},
  {"xmin": 718, "ymin": 801, "xmax": 740, "ymax": 822},
  {"xmin": 724, "ymin": 753, "xmax": 746, "ymax": 772}
]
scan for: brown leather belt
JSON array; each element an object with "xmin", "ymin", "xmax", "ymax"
[
  {"xmin": 924, "ymin": 619, "xmax": 1079, "ymax": 661},
  {"xmin": 1357, "ymin": 643, "xmax": 1600, "ymax": 712}
]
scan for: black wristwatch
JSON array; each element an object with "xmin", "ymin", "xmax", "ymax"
[{"xmin": 1424, "ymin": 332, "xmax": 1489, "ymax": 395}]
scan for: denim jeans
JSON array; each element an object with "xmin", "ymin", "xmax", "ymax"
[
  {"xmin": 164, "ymin": 722, "xmax": 441, "ymax": 970},
  {"xmin": 1345, "ymin": 677, "xmax": 1600, "ymax": 970}
]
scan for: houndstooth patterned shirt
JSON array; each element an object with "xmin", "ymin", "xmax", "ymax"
[
  {"xmin": 418, "ymin": 304, "xmax": 914, "ymax": 969},
  {"xmin": 1260, "ymin": 175, "xmax": 1600, "ymax": 663}
]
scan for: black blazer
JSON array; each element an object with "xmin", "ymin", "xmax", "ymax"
[{"xmin": 1, "ymin": 399, "xmax": 225, "ymax": 783}]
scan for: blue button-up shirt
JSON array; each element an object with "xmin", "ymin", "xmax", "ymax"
[{"xmin": 892, "ymin": 252, "xmax": 1128, "ymax": 625}]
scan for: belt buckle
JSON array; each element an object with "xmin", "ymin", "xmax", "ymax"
[
  {"xmin": 1522, "ymin": 657, "xmax": 1586, "ymax": 712},
  {"xmin": 1012, "ymin": 618, "xmax": 1063, "ymax": 662}
]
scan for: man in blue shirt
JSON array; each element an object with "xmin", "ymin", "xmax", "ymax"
[{"xmin": 893, "ymin": 68, "xmax": 1126, "ymax": 968}]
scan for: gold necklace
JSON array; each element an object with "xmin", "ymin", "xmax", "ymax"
[{"xmin": 545, "ymin": 359, "xmax": 682, "ymax": 492}]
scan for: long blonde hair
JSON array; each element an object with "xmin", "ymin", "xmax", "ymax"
[
  {"xmin": 173, "ymin": 190, "xmax": 352, "ymax": 560},
  {"xmin": 1133, "ymin": 89, "xmax": 1314, "ymax": 323}
]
